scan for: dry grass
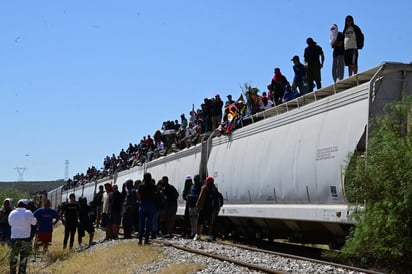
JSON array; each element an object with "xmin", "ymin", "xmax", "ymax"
[{"xmin": 1, "ymin": 223, "xmax": 205, "ymax": 274}]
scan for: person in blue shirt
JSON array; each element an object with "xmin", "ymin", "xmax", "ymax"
[
  {"xmin": 33, "ymin": 199, "xmax": 59, "ymax": 260},
  {"xmin": 291, "ymin": 55, "xmax": 306, "ymax": 96},
  {"xmin": 282, "ymin": 85, "xmax": 299, "ymax": 103}
]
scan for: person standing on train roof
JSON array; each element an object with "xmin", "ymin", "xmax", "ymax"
[
  {"xmin": 330, "ymin": 24, "xmax": 345, "ymax": 82},
  {"xmin": 304, "ymin": 37, "xmax": 325, "ymax": 92},
  {"xmin": 210, "ymin": 94, "xmax": 224, "ymax": 131},
  {"xmin": 343, "ymin": 15, "xmax": 364, "ymax": 77},
  {"xmin": 291, "ymin": 55, "xmax": 306, "ymax": 96}
]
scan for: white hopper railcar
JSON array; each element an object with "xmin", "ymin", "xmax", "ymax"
[{"xmin": 48, "ymin": 62, "xmax": 412, "ymax": 246}]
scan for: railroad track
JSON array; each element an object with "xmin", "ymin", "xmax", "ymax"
[
  {"xmin": 98, "ymin": 227, "xmax": 382, "ymax": 273},
  {"xmin": 153, "ymin": 237, "xmax": 383, "ymax": 274}
]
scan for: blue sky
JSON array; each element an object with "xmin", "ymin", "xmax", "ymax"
[{"xmin": 0, "ymin": 1, "xmax": 410, "ymax": 182}]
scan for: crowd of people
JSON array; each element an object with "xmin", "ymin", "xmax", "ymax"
[
  {"xmin": 1, "ymin": 197, "xmax": 60, "ymax": 274},
  {"xmin": 92, "ymin": 173, "xmax": 223, "ymax": 245},
  {"xmin": 61, "ymin": 15, "xmax": 363, "ymax": 191},
  {"xmin": 1, "ymin": 173, "xmax": 224, "ymax": 273},
  {"xmin": 60, "ymin": 15, "xmax": 363, "ymax": 191}
]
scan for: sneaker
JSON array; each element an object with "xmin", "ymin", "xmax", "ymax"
[
  {"xmin": 138, "ymin": 240, "xmax": 142, "ymax": 245},
  {"xmin": 193, "ymin": 234, "xmax": 200, "ymax": 241},
  {"xmin": 207, "ymin": 235, "xmax": 214, "ymax": 242}
]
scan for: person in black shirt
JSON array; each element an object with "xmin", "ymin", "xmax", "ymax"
[
  {"xmin": 93, "ymin": 185, "xmax": 104, "ymax": 227},
  {"xmin": 122, "ymin": 180, "xmax": 138, "ymax": 239},
  {"xmin": 77, "ymin": 197, "xmax": 95, "ymax": 248},
  {"xmin": 304, "ymin": 37, "xmax": 325, "ymax": 92},
  {"xmin": 110, "ymin": 184, "xmax": 123, "ymax": 240},
  {"xmin": 61, "ymin": 193, "xmax": 80, "ymax": 249},
  {"xmin": 137, "ymin": 173, "xmax": 157, "ymax": 244},
  {"xmin": 162, "ymin": 176, "xmax": 179, "ymax": 237}
]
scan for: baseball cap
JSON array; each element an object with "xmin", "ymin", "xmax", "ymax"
[
  {"xmin": 17, "ymin": 199, "xmax": 29, "ymax": 207},
  {"xmin": 205, "ymin": 176, "xmax": 214, "ymax": 184}
]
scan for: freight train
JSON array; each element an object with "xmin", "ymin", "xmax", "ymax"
[{"xmin": 48, "ymin": 62, "xmax": 412, "ymax": 246}]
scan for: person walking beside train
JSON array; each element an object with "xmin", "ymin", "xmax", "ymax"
[
  {"xmin": 162, "ymin": 176, "xmax": 179, "ymax": 238},
  {"xmin": 181, "ymin": 175, "xmax": 193, "ymax": 238},
  {"xmin": 110, "ymin": 184, "xmax": 123, "ymax": 240},
  {"xmin": 33, "ymin": 199, "xmax": 59, "ymax": 260},
  {"xmin": 188, "ymin": 175, "xmax": 202, "ymax": 239},
  {"xmin": 93, "ymin": 185, "xmax": 104, "ymax": 227},
  {"xmin": 122, "ymin": 179, "xmax": 138, "ymax": 239},
  {"xmin": 61, "ymin": 193, "xmax": 80, "ymax": 250},
  {"xmin": 101, "ymin": 183, "xmax": 113, "ymax": 241},
  {"xmin": 194, "ymin": 176, "xmax": 223, "ymax": 242},
  {"xmin": 0, "ymin": 198, "xmax": 13, "ymax": 245},
  {"xmin": 8, "ymin": 199, "xmax": 37, "ymax": 274},
  {"xmin": 137, "ymin": 173, "xmax": 157, "ymax": 244},
  {"xmin": 77, "ymin": 197, "xmax": 95, "ymax": 248}
]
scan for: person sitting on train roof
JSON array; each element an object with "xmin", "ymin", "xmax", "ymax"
[
  {"xmin": 225, "ymin": 94, "xmax": 235, "ymax": 106},
  {"xmin": 259, "ymin": 92, "xmax": 274, "ymax": 111},
  {"xmin": 235, "ymin": 100, "xmax": 247, "ymax": 129},
  {"xmin": 282, "ymin": 84, "xmax": 299, "ymax": 103}
]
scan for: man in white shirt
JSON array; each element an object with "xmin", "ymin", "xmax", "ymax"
[{"xmin": 8, "ymin": 199, "xmax": 37, "ymax": 274}]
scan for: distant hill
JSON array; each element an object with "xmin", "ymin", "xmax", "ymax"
[{"xmin": 0, "ymin": 180, "xmax": 65, "ymax": 194}]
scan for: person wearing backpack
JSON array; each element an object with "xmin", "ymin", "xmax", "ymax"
[
  {"xmin": 193, "ymin": 176, "xmax": 223, "ymax": 242},
  {"xmin": 343, "ymin": 15, "xmax": 364, "ymax": 77}
]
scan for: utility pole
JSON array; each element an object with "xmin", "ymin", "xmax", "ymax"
[
  {"xmin": 14, "ymin": 167, "xmax": 27, "ymax": 182},
  {"xmin": 65, "ymin": 160, "xmax": 69, "ymax": 181}
]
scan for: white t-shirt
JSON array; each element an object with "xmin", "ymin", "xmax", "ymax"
[
  {"xmin": 8, "ymin": 207, "xmax": 37, "ymax": 239},
  {"xmin": 344, "ymin": 26, "xmax": 357, "ymax": 49}
]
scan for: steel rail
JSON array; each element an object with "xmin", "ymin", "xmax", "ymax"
[{"xmin": 158, "ymin": 240, "xmax": 287, "ymax": 274}]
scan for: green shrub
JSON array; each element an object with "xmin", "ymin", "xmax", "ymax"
[{"xmin": 343, "ymin": 95, "xmax": 412, "ymax": 273}]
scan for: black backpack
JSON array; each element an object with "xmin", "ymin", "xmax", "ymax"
[
  {"xmin": 354, "ymin": 25, "xmax": 364, "ymax": 49},
  {"xmin": 208, "ymin": 186, "xmax": 224, "ymax": 212}
]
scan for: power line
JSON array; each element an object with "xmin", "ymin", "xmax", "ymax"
[{"xmin": 14, "ymin": 167, "xmax": 27, "ymax": 182}]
